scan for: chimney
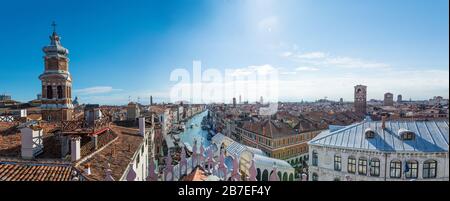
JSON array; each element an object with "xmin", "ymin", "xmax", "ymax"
[
  {"xmin": 139, "ymin": 117, "xmax": 146, "ymax": 136},
  {"xmin": 381, "ymin": 115, "xmax": 387, "ymax": 129},
  {"xmin": 20, "ymin": 109, "xmax": 27, "ymax": 118},
  {"xmin": 71, "ymin": 136, "xmax": 81, "ymax": 162},
  {"xmin": 20, "ymin": 126, "xmax": 44, "ymax": 159},
  {"xmin": 92, "ymin": 135, "xmax": 98, "ymax": 150},
  {"xmin": 84, "ymin": 163, "xmax": 91, "ymax": 175}
]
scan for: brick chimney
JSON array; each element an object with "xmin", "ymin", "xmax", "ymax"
[{"xmin": 71, "ymin": 136, "xmax": 81, "ymax": 162}]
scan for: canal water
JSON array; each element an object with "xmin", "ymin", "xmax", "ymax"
[{"xmin": 179, "ymin": 110, "xmax": 211, "ymax": 149}]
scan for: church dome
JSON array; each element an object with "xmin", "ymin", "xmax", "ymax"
[{"xmin": 42, "ymin": 31, "xmax": 69, "ymax": 57}]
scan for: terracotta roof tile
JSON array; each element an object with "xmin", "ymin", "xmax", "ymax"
[
  {"xmin": 79, "ymin": 125, "xmax": 143, "ymax": 181},
  {"xmin": 0, "ymin": 162, "xmax": 75, "ymax": 181}
]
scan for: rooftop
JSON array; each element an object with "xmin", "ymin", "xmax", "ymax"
[
  {"xmin": 0, "ymin": 161, "xmax": 76, "ymax": 181},
  {"xmin": 309, "ymin": 120, "xmax": 449, "ymax": 153},
  {"xmin": 78, "ymin": 125, "xmax": 143, "ymax": 181},
  {"xmin": 241, "ymin": 119, "xmax": 297, "ymax": 138},
  {"xmin": 0, "ymin": 122, "xmax": 60, "ymax": 158}
]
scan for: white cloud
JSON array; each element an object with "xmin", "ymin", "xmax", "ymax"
[
  {"xmin": 278, "ymin": 69, "xmax": 449, "ymax": 101},
  {"xmin": 280, "ymin": 71, "xmax": 297, "ymax": 75},
  {"xmin": 74, "ymin": 86, "xmax": 122, "ymax": 95},
  {"xmin": 325, "ymin": 56, "xmax": 389, "ymax": 69},
  {"xmin": 280, "ymin": 51, "xmax": 293, "ymax": 57},
  {"xmin": 295, "ymin": 66, "xmax": 320, "ymax": 71},
  {"xmin": 296, "ymin": 51, "xmax": 327, "ymax": 59},
  {"xmin": 283, "ymin": 50, "xmax": 390, "ymax": 69},
  {"xmin": 230, "ymin": 64, "xmax": 278, "ymax": 77}
]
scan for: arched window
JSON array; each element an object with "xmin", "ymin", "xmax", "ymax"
[
  {"xmin": 57, "ymin": 86, "xmax": 63, "ymax": 99},
  {"xmin": 358, "ymin": 158, "xmax": 367, "ymax": 175},
  {"xmin": 312, "ymin": 150, "xmax": 318, "ymax": 166},
  {"xmin": 405, "ymin": 160, "xmax": 418, "ymax": 179},
  {"xmin": 347, "ymin": 157, "xmax": 356, "ymax": 174},
  {"xmin": 370, "ymin": 158, "xmax": 380, "ymax": 176},
  {"xmin": 277, "ymin": 171, "xmax": 282, "ymax": 181},
  {"xmin": 47, "ymin": 86, "xmax": 53, "ymax": 99},
  {"xmin": 283, "ymin": 172, "xmax": 288, "ymax": 181},
  {"xmin": 423, "ymin": 160, "xmax": 437, "ymax": 178},
  {"xmin": 256, "ymin": 168, "xmax": 261, "ymax": 181},
  {"xmin": 390, "ymin": 160, "xmax": 402, "ymax": 178},
  {"xmin": 289, "ymin": 173, "xmax": 294, "ymax": 181},
  {"xmin": 334, "ymin": 155, "xmax": 342, "ymax": 171},
  {"xmin": 262, "ymin": 169, "xmax": 269, "ymax": 181},
  {"xmin": 312, "ymin": 173, "xmax": 318, "ymax": 181}
]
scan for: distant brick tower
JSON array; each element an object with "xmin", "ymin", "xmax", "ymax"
[
  {"xmin": 39, "ymin": 22, "xmax": 73, "ymax": 121},
  {"xmin": 384, "ymin": 92, "xmax": 394, "ymax": 106},
  {"xmin": 354, "ymin": 85, "xmax": 367, "ymax": 114},
  {"xmin": 397, "ymin": 94, "xmax": 402, "ymax": 103}
]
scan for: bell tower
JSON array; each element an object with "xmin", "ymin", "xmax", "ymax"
[
  {"xmin": 39, "ymin": 22, "xmax": 73, "ymax": 121},
  {"xmin": 354, "ymin": 85, "xmax": 367, "ymax": 114}
]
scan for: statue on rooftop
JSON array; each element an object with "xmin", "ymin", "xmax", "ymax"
[
  {"xmin": 217, "ymin": 149, "xmax": 227, "ymax": 180},
  {"xmin": 126, "ymin": 163, "xmax": 137, "ymax": 181},
  {"xmin": 230, "ymin": 156, "xmax": 241, "ymax": 181},
  {"xmin": 164, "ymin": 151, "xmax": 174, "ymax": 181},
  {"xmin": 146, "ymin": 157, "xmax": 158, "ymax": 181},
  {"xmin": 199, "ymin": 140, "xmax": 205, "ymax": 167},
  {"xmin": 248, "ymin": 159, "xmax": 257, "ymax": 181},
  {"xmin": 269, "ymin": 162, "xmax": 279, "ymax": 181},
  {"xmin": 179, "ymin": 147, "xmax": 188, "ymax": 176},
  {"xmin": 206, "ymin": 147, "xmax": 215, "ymax": 173},
  {"xmin": 191, "ymin": 139, "xmax": 198, "ymax": 169}
]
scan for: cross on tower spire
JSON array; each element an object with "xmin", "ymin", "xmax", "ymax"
[{"xmin": 51, "ymin": 21, "xmax": 57, "ymax": 33}]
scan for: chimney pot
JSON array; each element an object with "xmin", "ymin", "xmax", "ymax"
[
  {"xmin": 20, "ymin": 126, "xmax": 44, "ymax": 159},
  {"xmin": 139, "ymin": 117, "xmax": 146, "ymax": 136},
  {"xmin": 92, "ymin": 135, "xmax": 98, "ymax": 150},
  {"xmin": 71, "ymin": 136, "xmax": 81, "ymax": 162},
  {"xmin": 84, "ymin": 163, "xmax": 91, "ymax": 175}
]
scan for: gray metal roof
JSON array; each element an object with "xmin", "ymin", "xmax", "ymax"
[{"xmin": 309, "ymin": 120, "xmax": 449, "ymax": 153}]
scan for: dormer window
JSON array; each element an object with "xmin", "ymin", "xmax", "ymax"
[
  {"xmin": 365, "ymin": 128, "xmax": 376, "ymax": 138},
  {"xmin": 398, "ymin": 128, "xmax": 415, "ymax": 140}
]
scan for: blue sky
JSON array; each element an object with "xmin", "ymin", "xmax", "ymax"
[{"xmin": 0, "ymin": 0, "xmax": 448, "ymax": 105}]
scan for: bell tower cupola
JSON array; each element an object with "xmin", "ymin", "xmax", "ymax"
[{"xmin": 39, "ymin": 22, "xmax": 73, "ymax": 122}]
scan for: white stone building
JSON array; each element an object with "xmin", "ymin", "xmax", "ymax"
[{"xmin": 308, "ymin": 119, "xmax": 449, "ymax": 181}]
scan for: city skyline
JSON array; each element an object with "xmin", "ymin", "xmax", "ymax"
[{"xmin": 0, "ymin": 0, "xmax": 448, "ymax": 105}]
